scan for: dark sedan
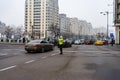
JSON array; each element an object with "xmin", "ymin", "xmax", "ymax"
[
  {"xmin": 63, "ymin": 39, "xmax": 72, "ymax": 48},
  {"xmin": 25, "ymin": 40, "xmax": 54, "ymax": 53}
]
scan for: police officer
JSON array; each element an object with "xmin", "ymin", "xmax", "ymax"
[
  {"xmin": 58, "ymin": 36, "xmax": 64, "ymax": 55},
  {"xmin": 111, "ymin": 38, "xmax": 114, "ymax": 46}
]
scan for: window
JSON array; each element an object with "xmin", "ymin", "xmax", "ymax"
[
  {"xmin": 117, "ymin": 14, "xmax": 120, "ymax": 20},
  {"xmin": 41, "ymin": 40, "xmax": 47, "ymax": 43},
  {"xmin": 118, "ymin": 4, "xmax": 120, "ymax": 9}
]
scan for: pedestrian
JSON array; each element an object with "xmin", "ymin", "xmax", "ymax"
[
  {"xmin": 23, "ymin": 37, "xmax": 26, "ymax": 43},
  {"xmin": 47, "ymin": 38, "xmax": 50, "ymax": 41},
  {"xmin": 58, "ymin": 36, "xmax": 64, "ymax": 55},
  {"xmin": 111, "ymin": 38, "xmax": 114, "ymax": 46}
]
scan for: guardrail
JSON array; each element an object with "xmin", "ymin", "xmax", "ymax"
[{"xmin": 0, "ymin": 39, "xmax": 29, "ymax": 44}]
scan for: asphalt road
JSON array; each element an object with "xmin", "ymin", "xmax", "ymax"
[{"xmin": 0, "ymin": 44, "xmax": 120, "ymax": 80}]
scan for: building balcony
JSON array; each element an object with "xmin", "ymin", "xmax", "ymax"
[
  {"xmin": 114, "ymin": 19, "xmax": 120, "ymax": 27},
  {"xmin": 114, "ymin": 23, "xmax": 120, "ymax": 27},
  {"xmin": 117, "ymin": 9, "xmax": 120, "ymax": 13},
  {"xmin": 118, "ymin": 0, "xmax": 120, "ymax": 3}
]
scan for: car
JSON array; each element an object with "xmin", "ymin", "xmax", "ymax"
[
  {"xmin": 85, "ymin": 39, "xmax": 96, "ymax": 45},
  {"xmin": 85, "ymin": 40, "xmax": 91, "ymax": 45},
  {"xmin": 63, "ymin": 39, "xmax": 72, "ymax": 48},
  {"xmin": 74, "ymin": 40, "xmax": 82, "ymax": 45},
  {"xmin": 25, "ymin": 40, "xmax": 54, "ymax": 53},
  {"xmin": 80, "ymin": 39, "xmax": 85, "ymax": 44},
  {"xmin": 94, "ymin": 40, "xmax": 104, "ymax": 45},
  {"xmin": 102, "ymin": 40, "xmax": 108, "ymax": 45},
  {"xmin": 74, "ymin": 40, "xmax": 79, "ymax": 45},
  {"xmin": 85, "ymin": 40, "xmax": 93, "ymax": 45}
]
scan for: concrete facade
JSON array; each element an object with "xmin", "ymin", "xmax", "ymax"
[
  {"xmin": 70, "ymin": 18, "xmax": 79, "ymax": 37},
  {"xmin": 114, "ymin": 0, "xmax": 120, "ymax": 44},
  {"xmin": 59, "ymin": 14, "xmax": 71, "ymax": 38},
  {"xmin": 79, "ymin": 20, "xmax": 93, "ymax": 36},
  {"xmin": 69, "ymin": 18, "xmax": 93, "ymax": 39},
  {"xmin": 25, "ymin": 0, "xmax": 59, "ymax": 39}
]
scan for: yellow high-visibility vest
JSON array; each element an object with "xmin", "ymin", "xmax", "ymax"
[{"xmin": 58, "ymin": 38, "xmax": 63, "ymax": 45}]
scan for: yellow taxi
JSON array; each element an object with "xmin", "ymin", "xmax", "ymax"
[{"xmin": 94, "ymin": 40, "xmax": 104, "ymax": 45}]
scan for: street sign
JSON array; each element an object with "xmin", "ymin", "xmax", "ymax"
[{"xmin": 110, "ymin": 33, "xmax": 114, "ymax": 39}]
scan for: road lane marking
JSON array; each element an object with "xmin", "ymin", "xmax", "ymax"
[
  {"xmin": 0, "ymin": 54, "xmax": 7, "ymax": 56},
  {"xmin": 25, "ymin": 60, "xmax": 35, "ymax": 64},
  {"xmin": 51, "ymin": 54, "xmax": 56, "ymax": 56},
  {"xmin": 0, "ymin": 65, "xmax": 16, "ymax": 72},
  {"xmin": 55, "ymin": 51, "xmax": 119, "ymax": 53},
  {"xmin": 41, "ymin": 56, "xmax": 47, "ymax": 59}
]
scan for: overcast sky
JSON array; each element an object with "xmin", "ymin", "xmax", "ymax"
[{"xmin": 0, "ymin": 0, "xmax": 114, "ymax": 31}]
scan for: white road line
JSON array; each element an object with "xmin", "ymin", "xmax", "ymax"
[
  {"xmin": 25, "ymin": 60, "xmax": 35, "ymax": 64},
  {"xmin": 56, "ymin": 51, "xmax": 116, "ymax": 53},
  {"xmin": 51, "ymin": 54, "xmax": 56, "ymax": 56},
  {"xmin": 0, "ymin": 65, "xmax": 16, "ymax": 72},
  {"xmin": 41, "ymin": 56, "xmax": 47, "ymax": 59},
  {"xmin": 0, "ymin": 54, "xmax": 7, "ymax": 56}
]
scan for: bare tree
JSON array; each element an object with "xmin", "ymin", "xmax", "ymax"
[
  {"xmin": 14, "ymin": 26, "xmax": 23, "ymax": 39},
  {"xmin": 4, "ymin": 26, "xmax": 14, "ymax": 39},
  {"xmin": 48, "ymin": 23, "xmax": 60, "ymax": 38}
]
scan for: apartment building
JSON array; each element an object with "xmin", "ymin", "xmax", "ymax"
[
  {"xmin": 66, "ymin": 18, "xmax": 93, "ymax": 39},
  {"xmin": 93, "ymin": 27, "xmax": 107, "ymax": 35},
  {"xmin": 59, "ymin": 14, "xmax": 71, "ymax": 38},
  {"xmin": 79, "ymin": 20, "xmax": 93, "ymax": 36},
  {"xmin": 70, "ymin": 18, "xmax": 79, "ymax": 39},
  {"xmin": 25, "ymin": 0, "xmax": 59, "ymax": 39},
  {"xmin": 114, "ymin": 0, "xmax": 120, "ymax": 44}
]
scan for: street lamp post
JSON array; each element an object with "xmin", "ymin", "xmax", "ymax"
[
  {"xmin": 100, "ymin": 11, "xmax": 109, "ymax": 39},
  {"xmin": 106, "ymin": 11, "xmax": 109, "ymax": 39}
]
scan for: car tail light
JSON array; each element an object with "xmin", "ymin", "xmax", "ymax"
[
  {"xmin": 25, "ymin": 45, "xmax": 27, "ymax": 47},
  {"xmin": 33, "ymin": 44, "xmax": 40, "ymax": 47}
]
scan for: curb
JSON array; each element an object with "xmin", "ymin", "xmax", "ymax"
[{"xmin": 0, "ymin": 42, "xmax": 25, "ymax": 45}]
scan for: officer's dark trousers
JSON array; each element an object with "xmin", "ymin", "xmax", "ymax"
[{"xmin": 59, "ymin": 44, "xmax": 63, "ymax": 54}]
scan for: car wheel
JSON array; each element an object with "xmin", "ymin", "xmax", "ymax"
[
  {"xmin": 41, "ymin": 48, "xmax": 45, "ymax": 53},
  {"xmin": 51, "ymin": 47, "xmax": 54, "ymax": 50},
  {"xmin": 27, "ymin": 51, "xmax": 31, "ymax": 53}
]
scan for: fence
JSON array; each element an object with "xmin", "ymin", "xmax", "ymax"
[{"xmin": 0, "ymin": 39, "xmax": 29, "ymax": 44}]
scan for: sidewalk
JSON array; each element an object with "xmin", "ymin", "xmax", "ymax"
[
  {"xmin": 105, "ymin": 44, "xmax": 120, "ymax": 50},
  {"xmin": 114, "ymin": 44, "xmax": 120, "ymax": 48},
  {"xmin": 0, "ymin": 42, "xmax": 25, "ymax": 45}
]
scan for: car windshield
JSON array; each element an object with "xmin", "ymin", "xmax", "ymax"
[{"xmin": 28, "ymin": 40, "xmax": 41, "ymax": 43}]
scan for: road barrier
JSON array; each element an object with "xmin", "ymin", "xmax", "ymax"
[{"xmin": 0, "ymin": 39, "xmax": 29, "ymax": 44}]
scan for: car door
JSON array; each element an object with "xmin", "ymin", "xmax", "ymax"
[
  {"xmin": 44, "ymin": 41, "xmax": 50, "ymax": 50},
  {"xmin": 42, "ymin": 40, "xmax": 50, "ymax": 51},
  {"xmin": 40, "ymin": 40, "xmax": 46, "ymax": 51}
]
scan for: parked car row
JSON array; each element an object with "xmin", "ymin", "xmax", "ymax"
[
  {"xmin": 74, "ymin": 39, "xmax": 112, "ymax": 45},
  {"xmin": 74, "ymin": 39, "xmax": 96, "ymax": 45}
]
